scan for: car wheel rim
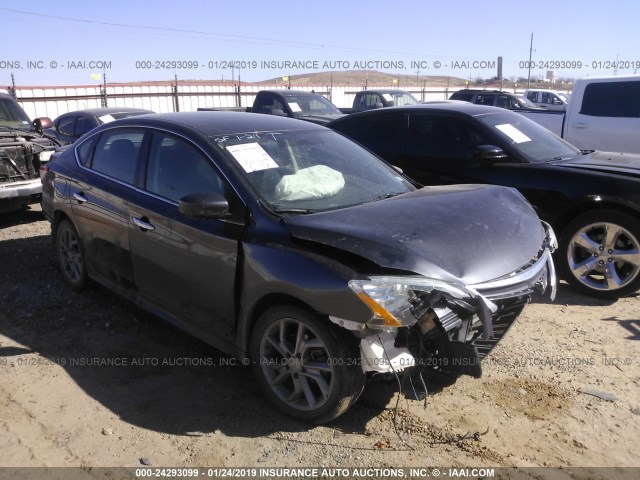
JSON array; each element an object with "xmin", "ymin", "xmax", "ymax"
[
  {"xmin": 567, "ymin": 222, "xmax": 640, "ymax": 291},
  {"xmin": 58, "ymin": 227, "xmax": 83, "ymax": 284},
  {"xmin": 259, "ymin": 318, "xmax": 335, "ymax": 412}
]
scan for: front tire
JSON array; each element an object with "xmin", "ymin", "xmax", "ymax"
[
  {"xmin": 55, "ymin": 219, "xmax": 87, "ymax": 290},
  {"xmin": 250, "ymin": 305, "xmax": 365, "ymax": 423},
  {"xmin": 559, "ymin": 210, "xmax": 640, "ymax": 299}
]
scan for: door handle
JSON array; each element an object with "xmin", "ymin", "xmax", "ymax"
[
  {"xmin": 132, "ymin": 216, "xmax": 155, "ymax": 231},
  {"xmin": 73, "ymin": 192, "xmax": 88, "ymax": 203},
  {"xmin": 571, "ymin": 123, "xmax": 589, "ymax": 129}
]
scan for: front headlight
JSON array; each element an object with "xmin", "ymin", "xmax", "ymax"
[{"xmin": 348, "ymin": 276, "xmax": 471, "ymax": 329}]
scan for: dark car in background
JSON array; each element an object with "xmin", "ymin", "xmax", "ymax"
[
  {"xmin": 45, "ymin": 107, "xmax": 154, "ymax": 144},
  {"xmin": 329, "ymin": 103, "xmax": 640, "ymax": 299},
  {"xmin": 449, "ymin": 89, "xmax": 540, "ymax": 110},
  {"xmin": 42, "ymin": 111, "xmax": 555, "ymax": 422}
]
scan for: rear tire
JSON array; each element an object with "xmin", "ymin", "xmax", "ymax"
[
  {"xmin": 55, "ymin": 219, "xmax": 88, "ymax": 290},
  {"xmin": 250, "ymin": 305, "xmax": 365, "ymax": 423},
  {"xmin": 558, "ymin": 210, "xmax": 640, "ymax": 299}
]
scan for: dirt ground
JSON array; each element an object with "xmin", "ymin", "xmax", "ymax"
[{"xmin": 1, "ymin": 205, "xmax": 639, "ymax": 477}]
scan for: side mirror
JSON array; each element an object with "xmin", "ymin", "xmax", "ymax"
[
  {"xmin": 33, "ymin": 117, "xmax": 53, "ymax": 133},
  {"xmin": 473, "ymin": 145, "xmax": 507, "ymax": 162},
  {"xmin": 179, "ymin": 193, "xmax": 229, "ymax": 219}
]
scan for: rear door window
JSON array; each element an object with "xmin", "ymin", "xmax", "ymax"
[
  {"xmin": 580, "ymin": 81, "xmax": 640, "ymax": 117},
  {"xmin": 90, "ymin": 130, "xmax": 145, "ymax": 184}
]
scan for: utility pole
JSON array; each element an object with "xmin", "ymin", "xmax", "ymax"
[
  {"xmin": 527, "ymin": 32, "xmax": 534, "ymax": 89},
  {"xmin": 9, "ymin": 73, "xmax": 17, "ymax": 100}
]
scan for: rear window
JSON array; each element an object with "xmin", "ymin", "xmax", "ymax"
[
  {"xmin": 450, "ymin": 92, "xmax": 474, "ymax": 102},
  {"xmin": 580, "ymin": 81, "xmax": 640, "ymax": 118}
]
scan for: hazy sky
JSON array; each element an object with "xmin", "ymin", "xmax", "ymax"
[{"xmin": 2, "ymin": 0, "xmax": 640, "ymax": 86}]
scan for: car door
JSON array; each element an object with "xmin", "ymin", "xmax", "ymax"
[
  {"xmin": 129, "ymin": 130, "xmax": 245, "ymax": 342},
  {"xmin": 402, "ymin": 112, "xmax": 569, "ymax": 217},
  {"xmin": 69, "ymin": 127, "xmax": 147, "ymax": 292},
  {"xmin": 401, "ymin": 112, "xmax": 527, "ymax": 186}
]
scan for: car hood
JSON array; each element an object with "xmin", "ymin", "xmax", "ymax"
[
  {"xmin": 284, "ymin": 184, "xmax": 544, "ymax": 285},
  {"xmin": 559, "ymin": 151, "xmax": 640, "ymax": 178}
]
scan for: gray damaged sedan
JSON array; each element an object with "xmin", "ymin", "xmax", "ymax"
[{"xmin": 41, "ymin": 112, "xmax": 556, "ymax": 423}]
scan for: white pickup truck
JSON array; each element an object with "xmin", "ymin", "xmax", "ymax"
[{"xmin": 518, "ymin": 75, "xmax": 640, "ymax": 153}]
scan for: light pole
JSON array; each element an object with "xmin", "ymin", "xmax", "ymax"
[{"xmin": 527, "ymin": 32, "xmax": 534, "ymax": 89}]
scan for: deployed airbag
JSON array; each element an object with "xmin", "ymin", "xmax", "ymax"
[{"xmin": 274, "ymin": 165, "xmax": 345, "ymax": 201}]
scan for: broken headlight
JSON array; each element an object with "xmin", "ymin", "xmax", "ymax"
[{"xmin": 349, "ymin": 277, "xmax": 474, "ymax": 330}]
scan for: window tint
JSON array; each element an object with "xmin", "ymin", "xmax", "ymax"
[
  {"xmin": 75, "ymin": 116, "xmax": 94, "ymax": 136},
  {"xmin": 57, "ymin": 116, "xmax": 76, "ymax": 136},
  {"xmin": 145, "ymin": 133, "xmax": 224, "ymax": 203},
  {"xmin": 90, "ymin": 130, "xmax": 144, "ymax": 184},
  {"xmin": 335, "ymin": 113, "xmax": 403, "ymax": 156},
  {"xmin": 357, "ymin": 93, "xmax": 382, "ymax": 110},
  {"xmin": 76, "ymin": 135, "xmax": 99, "ymax": 166},
  {"xmin": 254, "ymin": 96, "xmax": 286, "ymax": 115},
  {"xmin": 407, "ymin": 114, "xmax": 494, "ymax": 160},
  {"xmin": 580, "ymin": 81, "xmax": 640, "ymax": 118},
  {"xmin": 475, "ymin": 94, "xmax": 496, "ymax": 106},
  {"xmin": 526, "ymin": 92, "xmax": 537, "ymax": 101},
  {"xmin": 450, "ymin": 92, "xmax": 474, "ymax": 102},
  {"xmin": 497, "ymin": 95, "xmax": 512, "ymax": 108}
]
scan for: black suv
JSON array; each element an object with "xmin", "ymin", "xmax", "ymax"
[{"xmin": 449, "ymin": 89, "xmax": 539, "ymax": 110}]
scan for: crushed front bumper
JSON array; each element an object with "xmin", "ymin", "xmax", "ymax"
[{"xmin": 334, "ymin": 222, "xmax": 557, "ymax": 374}]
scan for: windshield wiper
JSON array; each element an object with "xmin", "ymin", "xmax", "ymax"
[
  {"xmin": 272, "ymin": 208, "xmax": 317, "ymax": 215},
  {"xmin": 364, "ymin": 192, "xmax": 406, "ymax": 203}
]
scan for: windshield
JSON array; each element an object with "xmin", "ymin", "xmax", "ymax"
[
  {"xmin": 476, "ymin": 111, "xmax": 580, "ymax": 163},
  {"xmin": 389, "ymin": 91, "xmax": 419, "ymax": 106},
  {"xmin": 285, "ymin": 95, "xmax": 342, "ymax": 116},
  {"xmin": 516, "ymin": 96, "xmax": 538, "ymax": 108},
  {"xmin": 0, "ymin": 97, "xmax": 33, "ymax": 130},
  {"xmin": 211, "ymin": 129, "xmax": 414, "ymax": 212}
]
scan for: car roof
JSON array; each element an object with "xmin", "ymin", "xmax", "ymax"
[
  {"xmin": 329, "ymin": 102, "xmax": 508, "ymax": 123},
  {"xmin": 109, "ymin": 111, "xmax": 328, "ymax": 136},
  {"xmin": 262, "ymin": 90, "xmax": 322, "ymax": 97},
  {"xmin": 59, "ymin": 107, "xmax": 154, "ymax": 116},
  {"xmin": 363, "ymin": 89, "xmax": 411, "ymax": 94},
  {"xmin": 452, "ymin": 89, "xmax": 510, "ymax": 94}
]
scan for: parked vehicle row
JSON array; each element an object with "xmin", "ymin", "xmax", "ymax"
[
  {"xmin": 198, "ymin": 89, "xmax": 345, "ymax": 125},
  {"xmin": 17, "ymin": 76, "xmax": 640, "ymax": 423},
  {"xmin": 449, "ymin": 89, "xmax": 541, "ymax": 111},
  {"xmin": 41, "ymin": 111, "xmax": 557, "ymax": 423}
]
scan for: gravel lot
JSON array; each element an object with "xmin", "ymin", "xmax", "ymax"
[{"xmin": 1, "ymin": 204, "xmax": 639, "ymax": 478}]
